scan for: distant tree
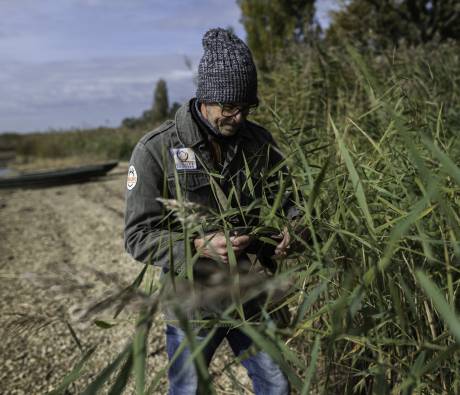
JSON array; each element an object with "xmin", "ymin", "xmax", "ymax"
[
  {"xmin": 121, "ymin": 109, "xmax": 154, "ymax": 130},
  {"xmin": 169, "ymin": 102, "xmax": 181, "ymax": 119},
  {"xmin": 141, "ymin": 109, "xmax": 153, "ymax": 124},
  {"xmin": 327, "ymin": 0, "xmax": 460, "ymax": 49},
  {"xmin": 237, "ymin": 0, "xmax": 317, "ymax": 71},
  {"xmin": 121, "ymin": 80, "xmax": 182, "ymax": 130},
  {"xmin": 151, "ymin": 79, "xmax": 169, "ymax": 123},
  {"xmin": 121, "ymin": 117, "xmax": 139, "ymax": 129}
]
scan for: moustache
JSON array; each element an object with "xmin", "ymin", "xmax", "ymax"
[{"xmin": 218, "ymin": 119, "xmax": 241, "ymax": 128}]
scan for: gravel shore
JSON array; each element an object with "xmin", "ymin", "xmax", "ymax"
[{"xmin": 0, "ymin": 162, "xmax": 250, "ymax": 394}]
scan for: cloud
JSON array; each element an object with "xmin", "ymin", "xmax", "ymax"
[
  {"xmin": 0, "ymin": 0, "xmax": 247, "ymax": 132},
  {"xmin": 0, "ymin": 55, "xmax": 197, "ymax": 132},
  {"xmin": 0, "ymin": 0, "xmax": 246, "ymax": 63}
]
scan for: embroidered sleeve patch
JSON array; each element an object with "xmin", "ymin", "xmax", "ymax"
[
  {"xmin": 170, "ymin": 148, "xmax": 197, "ymax": 170},
  {"xmin": 127, "ymin": 165, "xmax": 137, "ymax": 190}
]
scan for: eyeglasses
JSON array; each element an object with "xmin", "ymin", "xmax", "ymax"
[{"xmin": 217, "ymin": 102, "xmax": 258, "ymax": 117}]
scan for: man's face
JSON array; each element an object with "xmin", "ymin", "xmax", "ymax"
[{"xmin": 200, "ymin": 103, "xmax": 247, "ymax": 137}]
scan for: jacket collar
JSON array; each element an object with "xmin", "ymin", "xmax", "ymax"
[{"xmin": 174, "ymin": 99, "xmax": 206, "ymax": 148}]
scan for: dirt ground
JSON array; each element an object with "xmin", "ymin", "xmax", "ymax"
[{"xmin": 0, "ymin": 162, "xmax": 250, "ymax": 394}]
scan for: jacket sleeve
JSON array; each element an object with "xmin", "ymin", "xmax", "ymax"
[{"xmin": 124, "ymin": 141, "xmax": 190, "ymax": 274}]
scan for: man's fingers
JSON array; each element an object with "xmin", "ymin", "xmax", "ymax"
[
  {"xmin": 200, "ymin": 232, "xmax": 252, "ymax": 263},
  {"xmin": 230, "ymin": 235, "xmax": 251, "ymax": 247},
  {"xmin": 276, "ymin": 239, "xmax": 288, "ymax": 251},
  {"xmin": 274, "ymin": 228, "xmax": 291, "ymax": 257},
  {"xmin": 279, "ymin": 229, "xmax": 290, "ymax": 247},
  {"xmin": 217, "ymin": 248, "xmax": 228, "ymax": 256},
  {"xmin": 231, "ymin": 235, "xmax": 250, "ymax": 247},
  {"xmin": 279, "ymin": 238, "xmax": 289, "ymax": 249},
  {"xmin": 204, "ymin": 235, "xmax": 227, "ymax": 249},
  {"xmin": 274, "ymin": 248, "xmax": 287, "ymax": 257}
]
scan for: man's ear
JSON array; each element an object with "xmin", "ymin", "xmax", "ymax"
[{"xmin": 200, "ymin": 102, "xmax": 208, "ymax": 118}]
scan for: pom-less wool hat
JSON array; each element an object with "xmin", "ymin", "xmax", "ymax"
[{"xmin": 196, "ymin": 28, "xmax": 258, "ymax": 105}]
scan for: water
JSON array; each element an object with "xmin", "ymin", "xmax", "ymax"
[{"xmin": 0, "ymin": 168, "xmax": 13, "ymax": 177}]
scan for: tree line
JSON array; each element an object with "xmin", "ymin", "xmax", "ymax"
[
  {"xmin": 122, "ymin": 0, "xmax": 460, "ymax": 130},
  {"xmin": 239, "ymin": 0, "xmax": 460, "ymax": 69}
]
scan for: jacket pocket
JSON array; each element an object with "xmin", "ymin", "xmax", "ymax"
[{"xmin": 167, "ymin": 172, "xmax": 212, "ymax": 206}]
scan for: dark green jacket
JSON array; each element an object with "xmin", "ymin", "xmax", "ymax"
[{"xmin": 124, "ymin": 99, "xmax": 296, "ymax": 323}]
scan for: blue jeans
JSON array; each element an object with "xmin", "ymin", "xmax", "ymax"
[{"xmin": 166, "ymin": 325, "xmax": 290, "ymax": 395}]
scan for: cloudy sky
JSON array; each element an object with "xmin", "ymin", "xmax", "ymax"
[{"xmin": 0, "ymin": 0, "xmax": 339, "ymax": 133}]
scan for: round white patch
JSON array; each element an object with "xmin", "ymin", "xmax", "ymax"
[
  {"xmin": 127, "ymin": 165, "xmax": 137, "ymax": 190},
  {"xmin": 177, "ymin": 149, "xmax": 189, "ymax": 162}
]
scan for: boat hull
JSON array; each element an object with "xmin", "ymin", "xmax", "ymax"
[{"xmin": 0, "ymin": 161, "xmax": 119, "ymax": 189}]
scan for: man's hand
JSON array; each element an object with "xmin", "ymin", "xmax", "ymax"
[
  {"xmin": 274, "ymin": 224, "xmax": 314, "ymax": 257},
  {"xmin": 194, "ymin": 232, "xmax": 251, "ymax": 264},
  {"xmin": 274, "ymin": 227, "xmax": 291, "ymax": 257}
]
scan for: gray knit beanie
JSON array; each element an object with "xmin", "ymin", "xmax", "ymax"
[{"xmin": 196, "ymin": 28, "xmax": 258, "ymax": 105}]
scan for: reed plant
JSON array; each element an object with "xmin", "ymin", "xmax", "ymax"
[{"xmin": 45, "ymin": 42, "xmax": 460, "ymax": 394}]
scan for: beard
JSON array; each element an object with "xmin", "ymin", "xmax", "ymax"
[{"xmin": 217, "ymin": 118, "xmax": 242, "ymax": 136}]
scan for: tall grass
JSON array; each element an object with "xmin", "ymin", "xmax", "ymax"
[
  {"xmin": 46, "ymin": 42, "xmax": 460, "ymax": 394},
  {"xmin": 255, "ymin": 41, "xmax": 460, "ymax": 393},
  {"xmin": 0, "ymin": 126, "xmax": 146, "ymax": 164}
]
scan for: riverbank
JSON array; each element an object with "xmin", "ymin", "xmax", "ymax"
[{"xmin": 0, "ymin": 162, "xmax": 249, "ymax": 394}]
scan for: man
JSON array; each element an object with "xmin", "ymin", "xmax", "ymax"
[{"xmin": 125, "ymin": 28, "xmax": 296, "ymax": 394}]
